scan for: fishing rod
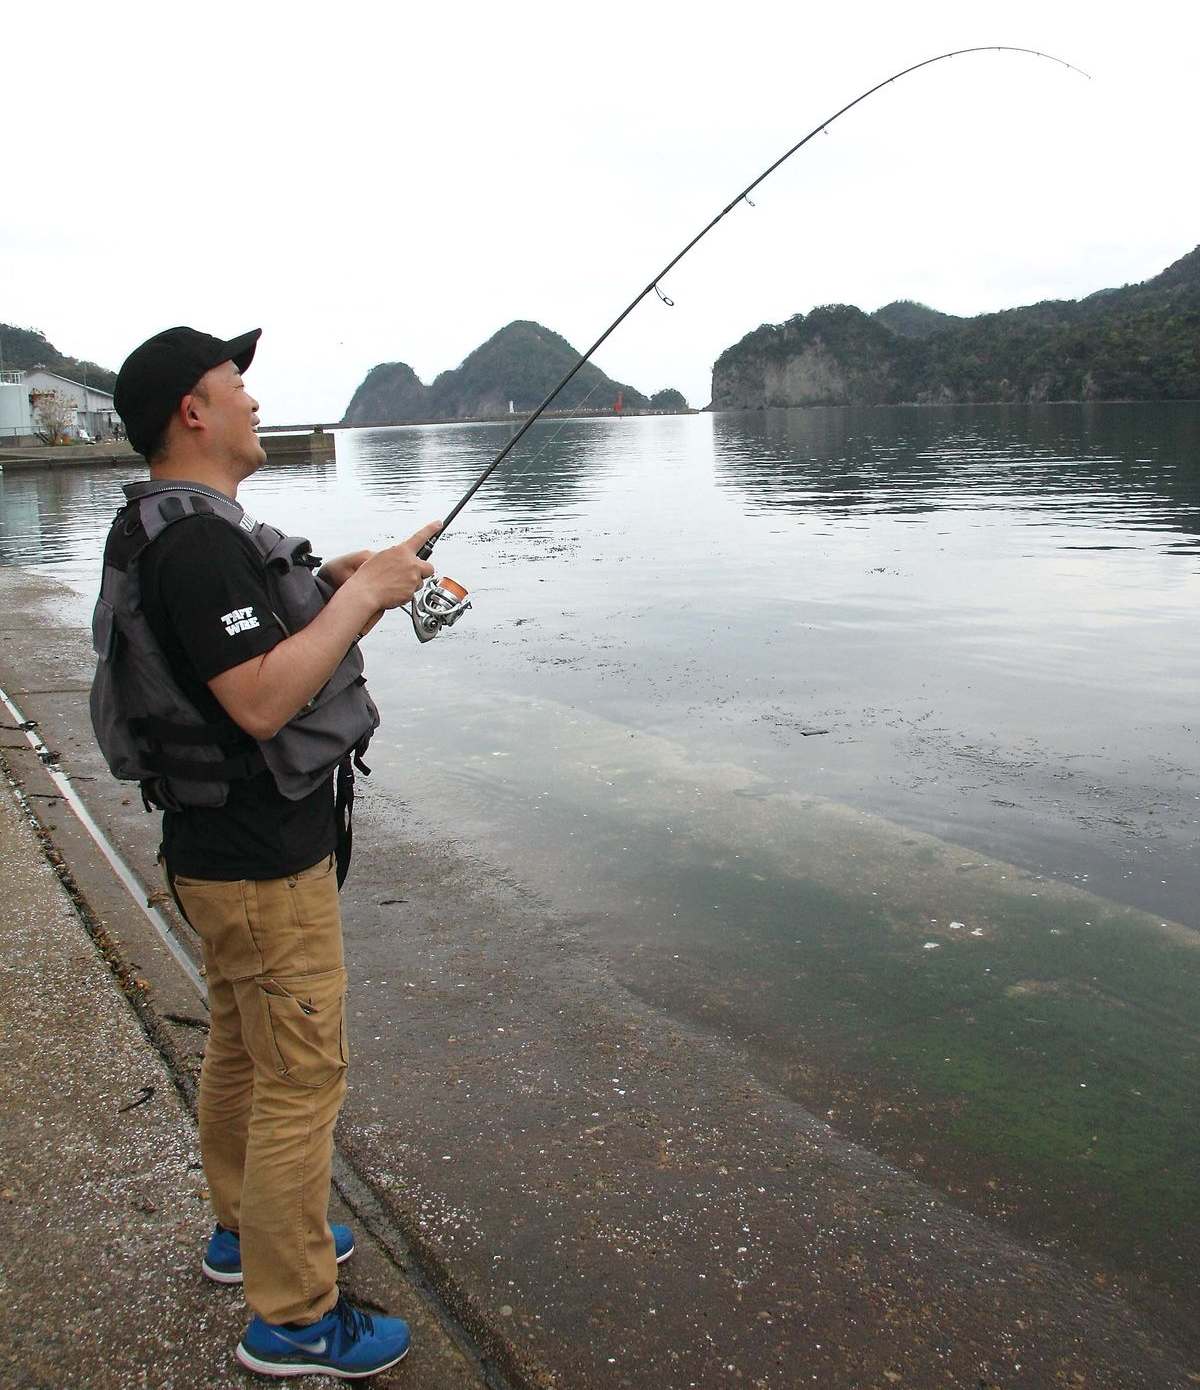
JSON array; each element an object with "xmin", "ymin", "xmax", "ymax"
[{"xmin": 408, "ymin": 44, "xmax": 1089, "ymax": 643}]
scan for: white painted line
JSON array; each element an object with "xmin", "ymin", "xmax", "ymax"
[{"xmin": 0, "ymin": 682, "xmax": 205, "ymax": 996}]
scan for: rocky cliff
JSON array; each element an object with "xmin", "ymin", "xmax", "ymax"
[
  {"xmin": 711, "ymin": 305, "xmax": 914, "ymax": 409},
  {"xmin": 710, "ymin": 244, "xmax": 1200, "ymax": 408}
]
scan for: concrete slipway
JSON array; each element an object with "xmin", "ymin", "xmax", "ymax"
[{"xmin": 0, "ymin": 561, "xmax": 1195, "ymax": 1390}]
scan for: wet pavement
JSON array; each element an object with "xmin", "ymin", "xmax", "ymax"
[
  {"xmin": 0, "ymin": 726, "xmax": 489, "ymax": 1388},
  {"xmin": 1, "ymin": 561, "xmax": 1197, "ymax": 1389}
]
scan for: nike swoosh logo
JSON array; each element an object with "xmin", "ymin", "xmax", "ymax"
[{"xmin": 275, "ymin": 1332, "xmax": 328, "ymax": 1355}]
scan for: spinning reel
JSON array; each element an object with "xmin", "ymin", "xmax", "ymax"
[{"xmin": 410, "ymin": 575, "xmax": 471, "ymax": 643}]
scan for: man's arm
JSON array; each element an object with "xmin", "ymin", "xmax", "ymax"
[{"xmin": 208, "ymin": 521, "xmax": 440, "ymax": 741}]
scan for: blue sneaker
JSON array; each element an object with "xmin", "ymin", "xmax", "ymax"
[
  {"xmin": 202, "ymin": 1223, "xmax": 355, "ymax": 1284},
  {"xmin": 236, "ymin": 1295, "xmax": 411, "ymax": 1378}
]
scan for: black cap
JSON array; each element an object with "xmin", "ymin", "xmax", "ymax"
[{"xmin": 113, "ymin": 326, "xmax": 262, "ymax": 458}]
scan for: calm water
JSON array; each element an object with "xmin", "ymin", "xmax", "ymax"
[
  {"xmin": 3, "ymin": 403, "xmax": 1199, "ymax": 1300},
  {"xmin": 6, "ymin": 406, "xmax": 1197, "ymax": 922}
]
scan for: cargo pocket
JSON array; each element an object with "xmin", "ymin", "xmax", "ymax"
[{"xmin": 259, "ymin": 968, "xmax": 347, "ymax": 1089}]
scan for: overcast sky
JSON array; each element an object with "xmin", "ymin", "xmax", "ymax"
[{"xmin": 4, "ymin": 1, "xmax": 1197, "ymax": 422}]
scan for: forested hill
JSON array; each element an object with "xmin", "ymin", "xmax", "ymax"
[
  {"xmin": 870, "ymin": 300, "xmax": 963, "ymax": 339},
  {"xmin": 0, "ymin": 323, "xmax": 117, "ymax": 392},
  {"xmin": 711, "ymin": 245, "xmax": 1200, "ymax": 408},
  {"xmin": 342, "ymin": 321, "xmax": 687, "ymax": 425}
]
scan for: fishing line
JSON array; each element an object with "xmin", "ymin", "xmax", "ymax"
[
  {"xmin": 490, "ymin": 370, "xmax": 613, "ymax": 494},
  {"xmin": 408, "ymin": 45, "xmax": 1089, "ymax": 639}
]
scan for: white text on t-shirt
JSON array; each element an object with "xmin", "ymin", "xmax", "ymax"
[{"xmin": 220, "ymin": 606, "xmax": 261, "ymax": 636}]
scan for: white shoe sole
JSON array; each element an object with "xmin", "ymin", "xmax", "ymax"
[
  {"xmin": 203, "ymin": 1242, "xmax": 354, "ymax": 1285},
  {"xmin": 234, "ymin": 1340, "xmax": 409, "ymax": 1379}
]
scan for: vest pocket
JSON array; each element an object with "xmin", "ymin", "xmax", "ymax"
[
  {"xmin": 259, "ymin": 968, "xmax": 348, "ymax": 1089},
  {"xmin": 91, "ymin": 597, "xmax": 116, "ymax": 659}
]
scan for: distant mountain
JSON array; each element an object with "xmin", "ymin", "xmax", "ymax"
[
  {"xmin": 1151, "ymin": 243, "xmax": 1200, "ymax": 290},
  {"xmin": 870, "ymin": 300, "xmax": 962, "ymax": 339},
  {"xmin": 711, "ymin": 245, "xmax": 1200, "ymax": 408},
  {"xmin": 0, "ymin": 323, "xmax": 117, "ymax": 392},
  {"xmin": 342, "ymin": 361, "xmax": 430, "ymax": 425},
  {"xmin": 343, "ymin": 321, "xmax": 687, "ymax": 425}
]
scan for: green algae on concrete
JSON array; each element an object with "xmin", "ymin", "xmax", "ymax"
[
  {"xmin": 692, "ymin": 791, "xmax": 1199, "ymax": 1296},
  {"xmin": 467, "ymin": 703, "xmax": 1199, "ymax": 1310}
]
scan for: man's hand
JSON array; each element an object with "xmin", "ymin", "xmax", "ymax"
[
  {"xmin": 317, "ymin": 549, "xmax": 374, "ymax": 589},
  {"xmin": 346, "ymin": 520, "xmax": 442, "ymax": 612}
]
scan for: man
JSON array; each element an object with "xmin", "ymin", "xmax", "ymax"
[{"xmin": 97, "ymin": 326, "xmax": 439, "ymax": 1378}]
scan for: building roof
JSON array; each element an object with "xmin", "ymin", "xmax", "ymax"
[{"xmin": 23, "ymin": 367, "xmax": 115, "ymax": 402}]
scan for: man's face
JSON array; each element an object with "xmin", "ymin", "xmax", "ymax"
[{"xmin": 190, "ymin": 360, "xmax": 266, "ymax": 474}]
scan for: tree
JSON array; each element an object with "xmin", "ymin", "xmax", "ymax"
[
  {"xmin": 30, "ymin": 388, "xmax": 74, "ymax": 444},
  {"xmin": 0, "ymin": 322, "xmax": 118, "ymax": 392}
]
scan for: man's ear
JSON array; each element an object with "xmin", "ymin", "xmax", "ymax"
[{"xmin": 178, "ymin": 393, "xmax": 206, "ymax": 433}]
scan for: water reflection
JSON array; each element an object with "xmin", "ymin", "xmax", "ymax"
[
  {"xmin": 0, "ymin": 464, "xmax": 143, "ymax": 571},
  {"xmin": 713, "ymin": 403, "xmax": 1200, "ymax": 540},
  {"xmin": 346, "ymin": 418, "xmax": 616, "ymax": 524}
]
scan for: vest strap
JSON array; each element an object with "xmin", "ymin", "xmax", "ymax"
[
  {"xmin": 334, "ymin": 755, "xmax": 354, "ymax": 889},
  {"xmin": 129, "ymin": 714, "xmax": 253, "ymax": 752},
  {"xmin": 149, "ymin": 748, "xmax": 267, "ymax": 782}
]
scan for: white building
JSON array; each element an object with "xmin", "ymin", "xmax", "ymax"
[
  {"xmin": 0, "ymin": 368, "xmax": 117, "ymax": 443},
  {"xmin": 0, "ymin": 373, "xmax": 31, "ymax": 441}
]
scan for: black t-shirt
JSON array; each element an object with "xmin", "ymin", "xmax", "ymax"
[{"xmin": 139, "ymin": 513, "xmax": 336, "ymax": 880}]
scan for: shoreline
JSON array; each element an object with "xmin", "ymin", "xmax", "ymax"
[
  {"xmin": 1, "ymin": 560, "xmax": 1195, "ymax": 1387},
  {"xmin": 2, "ymin": 398, "xmax": 1192, "ymax": 472},
  {"xmin": 0, "ymin": 441, "xmax": 142, "ymax": 469},
  {"xmin": 0, "ymin": 409, "xmax": 697, "ymax": 471}
]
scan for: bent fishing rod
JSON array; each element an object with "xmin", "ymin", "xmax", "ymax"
[{"xmin": 408, "ymin": 44, "xmax": 1089, "ymax": 642}]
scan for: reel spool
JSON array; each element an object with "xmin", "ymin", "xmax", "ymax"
[{"xmin": 411, "ymin": 575, "xmax": 471, "ymax": 643}]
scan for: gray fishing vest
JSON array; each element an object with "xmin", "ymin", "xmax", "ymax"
[{"xmin": 90, "ymin": 479, "xmax": 379, "ymax": 811}]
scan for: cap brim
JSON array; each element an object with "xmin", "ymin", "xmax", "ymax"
[{"xmin": 221, "ymin": 329, "xmax": 262, "ymax": 373}]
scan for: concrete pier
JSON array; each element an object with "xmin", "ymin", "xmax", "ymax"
[
  {"xmin": 0, "ymin": 441, "xmax": 140, "ymax": 470},
  {"xmin": 260, "ymin": 426, "xmax": 336, "ymax": 462},
  {"xmin": 0, "ymin": 567, "xmax": 495, "ymax": 1389},
  {"xmin": 0, "ymin": 430, "xmax": 335, "ymax": 471}
]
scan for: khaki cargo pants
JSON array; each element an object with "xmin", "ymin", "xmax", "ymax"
[{"xmin": 171, "ymin": 854, "xmax": 347, "ymax": 1326}]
